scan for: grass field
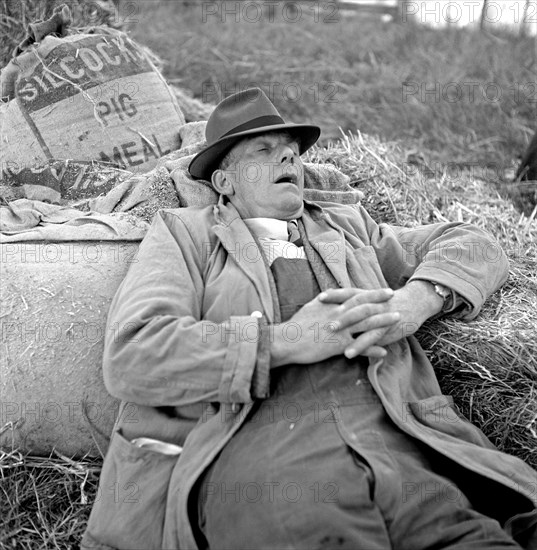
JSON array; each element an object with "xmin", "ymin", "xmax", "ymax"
[{"xmin": 129, "ymin": 1, "xmax": 536, "ymax": 175}]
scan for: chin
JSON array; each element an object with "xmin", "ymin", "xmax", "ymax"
[{"xmin": 283, "ymin": 199, "xmax": 304, "ymax": 220}]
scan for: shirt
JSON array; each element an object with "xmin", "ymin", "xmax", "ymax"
[{"xmin": 244, "ymin": 217, "xmax": 306, "ymax": 265}]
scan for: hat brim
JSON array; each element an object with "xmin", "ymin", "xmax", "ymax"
[{"xmin": 188, "ymin": 123, "xmax": 321, "ymax": 181}]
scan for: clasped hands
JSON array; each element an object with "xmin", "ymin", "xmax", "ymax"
[{"xmin": 270, "ymin": 280, "xmax": 444, "ymax": 368}]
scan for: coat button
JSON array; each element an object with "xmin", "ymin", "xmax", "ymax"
[{"xmin": 250, "ymin": 311, "xmax": 262, "ymax": 318}]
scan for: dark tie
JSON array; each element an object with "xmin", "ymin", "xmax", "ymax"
[{"xmin": 287, "ymin": 220, "xmax": 303, "ymax": 247}]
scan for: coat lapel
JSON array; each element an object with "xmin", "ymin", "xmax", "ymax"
[
  {"xmin": 302, "ymin": 204, "xmax": 351, "ymax": 288},
  {"xmin": 212, "ymin": 201, "xmax": 275, "ymax": 322}
]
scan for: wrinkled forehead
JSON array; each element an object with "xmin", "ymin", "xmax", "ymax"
[{"xmin": 234, "ymin": 130, "xmax": 299, "ymax": 155}]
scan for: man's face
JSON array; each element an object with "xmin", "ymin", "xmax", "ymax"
[{"xmin": 212, "ymin": 131, "xmax": 305, "ymax": 220}]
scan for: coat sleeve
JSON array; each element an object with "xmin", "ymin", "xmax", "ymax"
[
  {"xmin": 347, "ymin": 204, "xmax": 510, "ymax": 320},
  {"xmin": 103, "ymin": 210, "xmax": 263, "ymax": 407}
]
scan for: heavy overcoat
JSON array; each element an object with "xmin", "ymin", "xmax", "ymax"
[{"xmin": 82, "ymin": 200, "xmax": 537, "ymax": 550}]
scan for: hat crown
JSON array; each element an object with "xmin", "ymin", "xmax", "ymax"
[
  {"xmin": 189, "ymin": 87, "xmax": 320, "ymax": 180},
  {"xmin": 206, "ymin": 88, "xmax": 284, "ymax": 145}
]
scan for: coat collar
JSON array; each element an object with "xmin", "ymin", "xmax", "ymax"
[{"xmin": 211, "ymin": 199, "xmax": 351, "ymax": 321}]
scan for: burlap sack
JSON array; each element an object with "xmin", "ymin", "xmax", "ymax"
[
  {"xmin": 1, "ymin": 160, "xmax": 132, "ymax": 203},
  {"xmin": 0, "ymin": 26, "xmax": 185, "ymax": 201}
]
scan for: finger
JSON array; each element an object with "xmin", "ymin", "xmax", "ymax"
[
  {"xmin": 344, "ymin": 327, "xmax": 390, "ymax": 359},
  {"xmin": 360, "ymin": 345, "xmax": 387, "ymax": 358},
  {"xmin": 340, "ymin": 289, "xmax": 395, "ymax": 312},
  {"xmin": 333, "ymin": 305, "xmax": 398, "ymax": 331},
  {"xmin": 318, "ymin": 288, "xmax": 393, "ymax": 305},
  {"xmin": 345, "ymin": 312, "xmax": 400, "ymax": 335}
]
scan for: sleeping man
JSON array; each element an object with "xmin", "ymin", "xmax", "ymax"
[{"xmin": 82, "ymin": 88, "xmax": 537, "ymax": 550}]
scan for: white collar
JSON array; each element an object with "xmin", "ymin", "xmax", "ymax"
[{"xmin": 244, "ymin": 217, "xmax": 293, "ymax": 241}]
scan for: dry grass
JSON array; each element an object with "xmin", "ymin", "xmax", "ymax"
[
  {"xmin": 0, "ymin": 0, "xmax": 124, "ymax": 66},
  {"xmin": 130, "ymin": 1, "xmax": 536, "ymax": 175},
  {"xmin": 307, "ymin": 131, "xmax": 537, "ymax": 251},
  {"xmin": 0, "ymin": 448, "xmax": 101, "ymax": 549}
]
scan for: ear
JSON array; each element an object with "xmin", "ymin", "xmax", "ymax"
[{"xmin": 211, "ymin": 169, "xmax": 234, "ymax": 196}]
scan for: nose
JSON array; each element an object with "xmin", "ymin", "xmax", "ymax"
[{"xmin": 280, "ymin": 144, "xmax": 296, "ymax": 164}]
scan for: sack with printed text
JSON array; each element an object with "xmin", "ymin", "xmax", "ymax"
[{"xmin": 0, "ymin": 4, "xmax": 185, "ymax": 202}]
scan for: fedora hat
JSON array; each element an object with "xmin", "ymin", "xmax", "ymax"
[{"xmin": 188, "ymin": 87, "xmax": 321, "ymax": 180}]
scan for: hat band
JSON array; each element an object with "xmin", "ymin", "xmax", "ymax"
[{"xmin": 219, "ymin": 115, "xmax": 285, "ymax": 140}]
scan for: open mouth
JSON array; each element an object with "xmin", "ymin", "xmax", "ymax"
[{"xmin": 274, "ymin": 174, "xmax": 298, "ymax": 185}]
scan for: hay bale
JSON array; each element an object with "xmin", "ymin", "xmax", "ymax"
[
  {"xmin": 128, "ymin": 166, "xmax": 180, "ymax": 222},
  {"xmin": 0, "ymin": 240, "xmax": 140, "ymax": 457},
  {"xmin": 418, "ymin": 261, "xmax": 537, "ymax": 469}
]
